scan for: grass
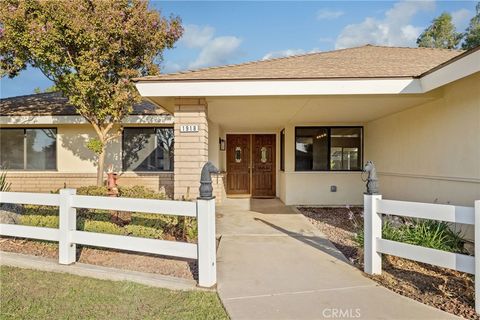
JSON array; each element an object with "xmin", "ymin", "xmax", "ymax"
[{"xmin": 0, "ymin": 266, "xmax": 229, "ymax": 320}]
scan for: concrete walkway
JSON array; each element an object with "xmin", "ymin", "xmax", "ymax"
[{"xmin": 216, "ymin": 199, "xmax": 458, "ymax": 320}]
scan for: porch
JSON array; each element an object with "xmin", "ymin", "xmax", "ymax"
[{"xmin": 145, "ymin": 91, "xmax": 453, "ymax": 206}]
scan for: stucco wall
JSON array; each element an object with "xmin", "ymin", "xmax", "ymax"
[
  {"xmin": 365, "ymin": 73, "xmax": 480, "ymax": 207},
  {"xmin": 281, "ymin": 123, "xmax": 364, "ymax": 206},
  {"xmin": 57, "ymin": 124, "xmax": 121, "ymax": 173}
]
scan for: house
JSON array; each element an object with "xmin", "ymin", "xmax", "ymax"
[
  {"xmin": 1, "ymin": 45, "xmax": 479, "ymax": 206},
  {"xmin": 0, "ymin": 92, "xmax": 175, "ymax": 195}
]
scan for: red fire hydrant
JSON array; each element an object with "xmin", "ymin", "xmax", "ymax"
[{"xmin": 106, "ymin": 165, "xmax": 119, "ymax": 197}]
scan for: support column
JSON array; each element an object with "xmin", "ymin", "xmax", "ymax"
[{"xmin": 174, "ymin": 98, "xmax": 208, "ymax": 200}]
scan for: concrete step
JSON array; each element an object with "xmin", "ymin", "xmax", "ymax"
[{"xmin": 221, "ymin": 197, "xmax": 251, "ymax": 210}]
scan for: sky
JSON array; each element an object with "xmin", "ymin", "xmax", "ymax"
[{"xmin": 1, "ymin": 0, "xmax": 477, "ymax": 98}]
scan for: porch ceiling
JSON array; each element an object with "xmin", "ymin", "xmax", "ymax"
[{"xmin": 205, "ymin": 92, "xmax": 441, "ymax": 131}]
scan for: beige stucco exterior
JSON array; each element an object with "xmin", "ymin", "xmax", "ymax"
[
  {"xmin": 203, "ymin": 74, "xmax": 479, "ymax": 207},
  {"xmin": 365, "ymin": 73, "xmax": 480, "ymax": 207}
]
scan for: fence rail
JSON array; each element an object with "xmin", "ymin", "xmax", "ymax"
[
  {"xmin": 0, "ymin": 189, "xmax": 216, "ymax": 287},
  {"xmin": 364, "ymin": 194, "xmax": 480, "ymax": 312}
]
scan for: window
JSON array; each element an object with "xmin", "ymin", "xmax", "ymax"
[
  {"xmin": 122, "ymin": 127, "xmax": 174, "ymax": 171},
  {"xmin": 0, "ymin": 128, "xmax": 57, "ymax": 170},
  {"xmin": 280, "ymin": 129, "xmax": 285, "ymax": 171},
  {"xmin": 295, "ymin": 127, "xmax": 362, "ymax": 171}
]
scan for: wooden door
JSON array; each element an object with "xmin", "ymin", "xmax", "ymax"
[
  {"xmin": 226, "ymin": 134, "xmax": 250, "ymax": 194},
  {"xmin": 252, "ymin": 134, "xmax": 276, "ymax": 198}
]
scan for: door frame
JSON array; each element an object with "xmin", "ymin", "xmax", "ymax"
[{"xmin": 225, "ymin": 132, "xmax": 278, "ymax": 197}]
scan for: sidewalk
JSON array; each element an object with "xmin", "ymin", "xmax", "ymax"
[{"xmin": 216, "ymin": 199, "xmax": 458, "ymax": 320}]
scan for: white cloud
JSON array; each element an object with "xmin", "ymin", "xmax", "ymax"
[
  {"xmin": 317, "ymin": 9, "xmax": 344, "ymax": 20},
  {"xmin": 451, "ymin": 8, "xmax": 472, "ymax": 31},
  {"xmin": 335, "ymin": 0, "xmax": 435, "ymax": 49},
  {"xmin": 180, "ymin": 24, "xmax": 215, "ymax": 48},
  {"xmin": 189, "ymin": 36, "xmax": 242, "ymax": 69},
  {"xmin": 162, "ymin": 61, "xmax": 182, "ymax": 73},
  {"xmin": 164, "ymin": 24, "xmax": 242, "ymax": 71},
  {"xmin": 262, "ymin": 48, "xmax": 320, "ymax": 60}
]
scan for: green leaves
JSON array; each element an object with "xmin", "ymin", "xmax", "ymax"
[
  {"xmin": 417, "ymin": 12, "xmax": 462, "ymax": 49},
  {"xmin": 0, "ymin": 0, "xmax": 183, "ymax": 183},
  {"xmin": 462, "ymin": 3, "xmax": 480, "ymax": 50},
  {"xmin": 86, "ymin": 138, "xmax": 104, "ymax": 155},
  {"xmin": 354, "ymin": 218, "xmax": 466, "ymax": 254},
  {"xmin": 417, "ymin": 6, "xmax": 480, "ymax": 50}
]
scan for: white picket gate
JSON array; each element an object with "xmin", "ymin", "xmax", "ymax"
[
  {"xmin": 364, "ymin": 194, "xmax": 480, "ymax": 312},
  {"xmin": 0, "ymin": 189, "xmax": 216, "ymax": 287}
]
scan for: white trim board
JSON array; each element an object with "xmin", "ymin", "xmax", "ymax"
[
  {"xmin": 136, "ymin": 78, "xmax": 422, "ymax": 97},
  {"xmin": 421, "ymin": 49, "xmax": 480, "ymax": 92}
]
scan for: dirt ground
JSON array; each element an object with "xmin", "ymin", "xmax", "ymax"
[
  {"xmin": 0, "ymin": 237, "xmax": 196, "ymax": 280},
  {"xmin": 299, "ymin": 206, "xmax": 478, "ymax": 320}
]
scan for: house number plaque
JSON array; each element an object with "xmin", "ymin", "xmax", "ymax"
[{"xmin": 180, "ymin": 125, "xmax": 199, "ymax": 133}]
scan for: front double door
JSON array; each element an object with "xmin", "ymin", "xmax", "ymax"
[{"xmin": 226, "ymin": 134, "xmax": 276, "ymax": 198}]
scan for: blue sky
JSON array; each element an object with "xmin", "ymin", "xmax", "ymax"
[{"xmin": 1, "ymin": 0, "xmax": 477, "ymax": 98}]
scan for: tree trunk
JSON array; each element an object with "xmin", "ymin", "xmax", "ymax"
[{"xmin": 96, "ymin": 144, "xmax": 106, "ymax": 186}]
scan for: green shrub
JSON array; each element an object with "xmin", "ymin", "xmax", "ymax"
[
  {"xmin": 131, "ymin": 213, "xmax": 178, "ymax": 229},
  {"xmin": 402, "ymin": 219, "xmax": 465, "ymax": 253},
  {"xmin": 125, "ymin": 224, "xmax": 163, "ymax": 239},
  {"xmin": 82, "ymin": 220, "xmax": 124, "ymax": 235},
  {"xmin": 179, "ymin": 217, "xmax": 198, "ymax": 241},
  {"xmin": 80, "ymin": 210, "xmax": 111, "ymax": 222},
  {"xmin": 353, "ymin": 217, "xmax": 465, "ymax": 254},
  {"xmin": 118, "ymin": 185, "xmax": 166, "ymax": 199},
  {"xmin": 0, "ymin": 167, "xmax": 11, "ymax": 192},
  {"xmin": 76, "ymin": 186, "xmax": 109, "ymax": 196},
  {"xmin": 23, "ymin": 205, "xmax": 58, "ymax": 216},
  {"xmin": 20, "ymin": 215, "xmax": 58, "ymax": 228},
  {"xmin": 19, "ymin": 185, "xmax": 195, "ymax": 241}
]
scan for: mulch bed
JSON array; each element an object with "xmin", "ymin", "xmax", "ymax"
[
  {"xmin": 0, "ymin": 237, "xmax": 197, "ymax": 280},
  {"xmin": 299, "ymin": 206, "xmax": 477, "ymax": 320}
]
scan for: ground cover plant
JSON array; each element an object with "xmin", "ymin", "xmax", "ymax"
[
  {"xmin": 353, "ymin": 214, "xmax": 466, "ymax": 254},
  {"xmin": 0, "ymin": 266, "xmax": 228, "ymax": 320}
]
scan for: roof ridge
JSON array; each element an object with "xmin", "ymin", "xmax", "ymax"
[{"xmin": 362, "ymin": 44, "xmax": 464, "ymax": 52}]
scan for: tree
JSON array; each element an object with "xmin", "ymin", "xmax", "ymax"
[
  {"xmin": 462, "ymin": 2, "xmax": 480, "ymax": 50},
  {"xmin": 33, "ymin": 85, "xmax": 58, "ymax": 94},
  {"xmin": 0, "ymin": 0, "xmax": 183, "ymax": 186},
  {"xmin": 417, "ymin": 12, "xmax": 462, "ymax": 49}
]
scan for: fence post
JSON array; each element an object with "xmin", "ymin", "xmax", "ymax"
[
  {"xmin": 364, "ymin": 193, "xmax": 382, "ymax": 274},
  {"xmin": 475, "ymin": 200, "xmax": 480, "ymax": 314},
  {"xmin": 197, "ymin": 198, "xmax": 216, "ymax": 287},
  {"xmin": 59, "ymin": 188, "xmax": 76, "ymax": 265}
]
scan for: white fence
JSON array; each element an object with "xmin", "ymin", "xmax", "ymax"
[
  {"xmin": 0, "ymin": 189, "xmax": 216, "ymax": 287},
  {"xmin": 364, "ymin": 194, "xmax": 480, "ymax": 311}
]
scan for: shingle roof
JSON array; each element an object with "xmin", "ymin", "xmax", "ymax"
[
  {"xmin": 134, "ymin": 45, "xmax": 464, "ymax": 81},
  {"xmin": 0, "ymin": 92, "xmax": 167, "ymax": 116}
]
